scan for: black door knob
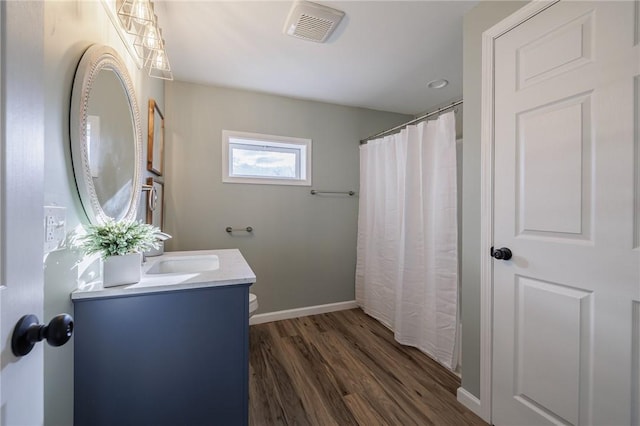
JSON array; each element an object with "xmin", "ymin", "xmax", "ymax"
[
  {"xmin": 11, "ymin": 314, "xmax": 74, "ymax": 357},
  {"xmin": 491, "ymin": 247, "xmax": 512, "ymax": 260}
]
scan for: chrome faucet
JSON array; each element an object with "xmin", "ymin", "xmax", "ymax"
[{"xmin": 143, "ymin": 232, "xmax": 173, "ymax": 263}]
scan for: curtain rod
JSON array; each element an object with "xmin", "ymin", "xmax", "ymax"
[{"xmin": 359, "ymin": 99, "xmax": 463, "ymax": 145}]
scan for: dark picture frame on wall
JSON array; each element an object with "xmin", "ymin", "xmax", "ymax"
[{"xmin": 147, "ymin": 99, "xmax": 164, "ymax": 176}]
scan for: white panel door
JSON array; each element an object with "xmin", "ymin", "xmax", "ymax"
[
  {"xmin": 0, "ymin": 2, "xmax": 46, "ymax": 425},
  {"xmin": 492, "ymin": 1, "xmax": 640, "ymax": 425}
]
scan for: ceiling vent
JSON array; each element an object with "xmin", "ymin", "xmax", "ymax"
[{"xmin": 283, "ymin": 1, "xmax": 345, "ymax": 43}]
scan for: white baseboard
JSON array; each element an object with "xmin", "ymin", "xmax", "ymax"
[
  {"xmin": 250, "ymin": 300, "xmax": 358, "ymax": 325},
  {"xmin": 457, "ymin": 387, "xmax": 484, "ymax": 420}
]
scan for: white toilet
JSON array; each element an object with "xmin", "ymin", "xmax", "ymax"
[{"xmin": 249, "ymin": 293, "xmax": 258, "ymax": 317}]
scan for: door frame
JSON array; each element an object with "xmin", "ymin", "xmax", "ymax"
[{"xmin": 476, "ymin": 1, "xmax": 560, "ymax": 423}]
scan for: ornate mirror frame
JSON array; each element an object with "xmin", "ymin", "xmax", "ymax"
[{"xmin": 70, "ymin": 44, "xmax": 143, "ymax": 224}]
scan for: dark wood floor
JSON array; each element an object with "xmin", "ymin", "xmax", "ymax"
[{"xmin": 249, "ymin": 308, "xmax": 487, "ymax": 426}]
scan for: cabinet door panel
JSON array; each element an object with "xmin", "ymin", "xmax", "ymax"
[{"xmin": 74, "ymin": 285, "xmax": 250, "ymax": 426}]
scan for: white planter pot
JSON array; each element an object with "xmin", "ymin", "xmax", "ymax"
[{"xmin": 103, "ymin": 252, "xmax": 142, "ymax": 288}]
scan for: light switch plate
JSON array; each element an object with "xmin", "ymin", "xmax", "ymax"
[{"xmin": 44, "ymin": 206, "xmax": 66, "ymax": 253}]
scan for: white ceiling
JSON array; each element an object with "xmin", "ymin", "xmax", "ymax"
[{"xmin": 155, "ymin": 1, "xmax": 477, "ymax": 115}]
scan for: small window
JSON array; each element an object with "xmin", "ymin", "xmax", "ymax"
[{"xmin": 222, "ymin": 130, "xmax": 312, "ymax": 186}]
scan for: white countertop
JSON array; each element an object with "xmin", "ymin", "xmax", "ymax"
[{"xmin": 71, "ymin": 249, "xmax": 256, "ymax": 301}]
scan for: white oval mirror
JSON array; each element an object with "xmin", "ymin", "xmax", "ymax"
[{"xmin": 70, "ymin": 44, "xmax": 142, "ymax": 224}]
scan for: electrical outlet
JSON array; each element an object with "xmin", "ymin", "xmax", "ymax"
[
  {"xmin": 46, "ymin": 216, "xmax": 55, "ymax": 242},
  {"xmin": 44, "ymin": 206, "xmax": 66, "ymax": 253}
]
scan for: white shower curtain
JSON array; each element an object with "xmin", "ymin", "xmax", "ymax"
[{"xmin": 355, "ymin": 111, "xmax": 458, "ymax": 370}]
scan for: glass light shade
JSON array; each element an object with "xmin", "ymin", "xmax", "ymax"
[
  {"xmin": 154, "ymin": 51, "xmax": 166, "ymax": 68},
  {"xmin": 133, "ymin": 23, "xmax": 161, "ymax": 59},
  {"xmin": 143, "ymin": 24, "xmax": 160, "ymax": 49},
  {"xmin": 147, "ymin": 49, "xmax": 173, "ymax": 80},
  {"xmin": 132, "ymin": 0, "xmax": 152, "ymax": 24},
  {"xmin": 118, "ymin": 0, "xmax": 154, "ymax": 35}
]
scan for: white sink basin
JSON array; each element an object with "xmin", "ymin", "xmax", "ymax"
[{"xmin": 146, "ymin": 255, "xmax": 220, "ymax": 274}]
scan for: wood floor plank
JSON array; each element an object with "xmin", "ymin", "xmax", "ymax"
[
  {"xmin": 277, "ymin": 347, "xmax": 337, "ymax": 424},
  {"xmin": 249, "ymin": 308, "xmax": 487, "ymax": 426},
  {"xmin": 315, "ymin": 313, "xmax": 448, "ymax": 424},
  {"xmin": 333, "ymin": 311, "xmax": 483, "ymax": 426},
  {"xmin": 327, "ymin": 329, "xmax": 436, "ymax": 425},
  {"xmin": 351, "ymin": 310, "xmax": 461, "ymax": 392},
  {"xmin": 311, "ymin": 331, "xmax": 368, "ymax": 396},
  {"xmin": 249, "ymin": 324, "xmax": 312, "ymax": 426},
  {"xmin": 272, "ymin": 316, "xmax": 299, "ymax": 338},
  {"xmin": 281, "ymin": 334, "xmax": 359, "ymax": 425},
  {"xmin": 343, "ymin": 393, "xmax": 392, "ymax": 426},
  {"xmin": 333, "ymin": 320, "xmax": 469, "ymax": 424},
  {"xmin": 324, "ymin": 310, "xmax": 465, "ymax": 410}
]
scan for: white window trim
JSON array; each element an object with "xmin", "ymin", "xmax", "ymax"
[{"xmin": 222, "ymin": 130, "xmax": 312, "ymax": 186}]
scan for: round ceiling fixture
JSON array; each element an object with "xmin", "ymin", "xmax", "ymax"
[{"xmin": 427, "ymin": 79, "xmax": 449, "ymax": 89}]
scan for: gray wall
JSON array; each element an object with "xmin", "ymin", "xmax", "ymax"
[
  {"xmin": 164, "ymin": 82, "xmax": 410, "ymax": 314},
  {"xmin": 43, "ymin": 2, "xmax": 164, "ymax": 424},
  {"xmin": 461, "ymin": 0, "xmax": 528, "ymax": 398}
]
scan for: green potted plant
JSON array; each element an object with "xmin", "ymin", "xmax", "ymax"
[{"xmin": 77, "ymin": 220, "xmax": 160, "ymax": 287}]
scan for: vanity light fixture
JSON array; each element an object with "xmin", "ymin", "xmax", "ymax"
[{"xmin": 117, "ymin": 0, "xmax": 173, "ymax": 80}]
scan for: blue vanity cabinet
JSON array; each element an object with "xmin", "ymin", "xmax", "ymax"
[{"xmin": 73, "ymin": 283, "xmax": 251, "ymax": 426}]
